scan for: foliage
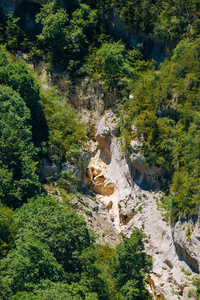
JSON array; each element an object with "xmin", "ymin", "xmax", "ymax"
[
  {"xmin": 0, "ymin": 237, "xmax": 64, "ymax": 292},
  {"xmin": 84, "ymin": 41, "xmax": 148, "ymax": 103},
  {"xmin": 113, "ymin": 0, "xmax": 200, "ymax": 44},
  {"xmin": 40, "ymin": 87, "xmax": 87, "ymax": 163},
  {"xmin": 120, "ymin": 38, "xmax": 200, "ymax": 216},
  {"xmin": 110, "ymin": 229, "xmax": 152, "ymax": 299},
  {"xmin": 0, "ymin": 45, "xmax": 8, "ymax": 66},
  {"xmin": 36, "ymin": 0, "xmax": 69, "ymax": 66},
  {"xmin": 13, "ymin": 281, "xmax": 98, "ymax": 300},
  {"xmin": 0, "ymin": 54, "xmax": 48, "ymax": 146},
  {"xmin": 2, "ymin": 1, "xmax": 200, "ymax": 298},
  {"xmin": 0, "ymin": 84, "xmax": 40, "ymax": 208},
  {"xmin": 0, "ymin": 195, "xmax": 109, "ymax": 299},
  {"xmin": 193, "ymin": 277, "xmax": 200, "ymax": 300},
  {"xmin": 95, "ymin": 42, "xmax": 134, "ymax": 90},
  {"xmin": 0, "ymin": 206, "xmax": 17, "ymax": 258},
  {"xmin": 0, "ymin": 192, "xmax": 152, "ymax": 299},
  {"xmin": 0, "ymin": 9, "xmax": 32, "ymax": 53},
  {"xmin": 15, "ymin": 196, "xmax": 93, "ymax": 279},
  {"xmin": 0, "ymin": 45, "xmax": 86, "ymax": 208},
  {"xmin": 35, "ymin": 0, "xmax": 98, "ymax": 70}
]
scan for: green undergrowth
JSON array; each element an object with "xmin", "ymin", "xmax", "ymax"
[
  {"xmin": 0, "ymin": 44, "xmax": 87, "ymax": 209},
  {"xmin": 0, "ymin": 194, "xmax": 152, "ymax": 300},
  {"xmin": 120, "ymin": 37, "xmax": 200, "ymax": 218},
  {"xmin": 1, "ymin": 0, "xmax": 200, "ymax": 298}
]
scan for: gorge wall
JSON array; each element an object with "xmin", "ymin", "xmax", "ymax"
[{"xmin": 85, "ymin": 112, "xmax": 200, "ymax": 300}]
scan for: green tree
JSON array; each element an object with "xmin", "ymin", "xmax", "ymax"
[
  {"xmin": 36, "ymin": 0, "xmax": 69, "ymax": 65},
  {"xmin": 95, "ymin": 42, "xmax": 134, "ymax": 90},
  {"xmin": 0, "ymin": 85, "xmax": 40, "ymax": 208},
  {"xmin": 13, "ymin": 281, "xmax": 99, "ymax": 300},
  {"xmin": 70, "ymin": 4, "xmax": 98, "ymax": 53},
  {"xmin": 0, "ymin": 205, "xmax": 17, "ymax": 258},
  {"xmin": 0, "ymin": 196, "xmax": 108, "ymax": 299},
  {"xmin": 0, "ymin": 237, "xmax": 64, "ymax": 297},
  {"xmin": 120, "ymin": 38, "xmax": 200, "ymax": 215},
  {"xmin": 15, "ymin": 196, "xmax": 94, "ymax": 281},
  {"xmin": 0, "ymin": 46, "xmax": 8, "ymax": 66},
  {"xmin": 40, "ymin": 88, "xmax": 86, "ymax": 163},
  {"xmin": 110, "ymin": 229, "xmax": 152, "ymax": 300},
  {"xmin": 0, "ymin": 59, "xmax": 48, "ymax": 146}
]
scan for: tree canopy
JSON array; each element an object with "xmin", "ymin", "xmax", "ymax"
[{"xmin": 0, "ymin": 84, "xmax": 40, "ymax": 208}]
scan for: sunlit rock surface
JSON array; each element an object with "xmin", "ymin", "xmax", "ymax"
[
  {"xmin": 86, "ymin": 112, "xmax": 199, "ymax": 300},
  {"xmin": 86, "ymin": 112, "xmax": 133, "ymax": 231},
  {"xmin": 173, "ymin": 213, "xmax": 200, "ymax": 272}
]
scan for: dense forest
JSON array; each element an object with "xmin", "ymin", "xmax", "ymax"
[{"xmin": 0, "ymin": 0, "xmax": 200, "ymax": 299}]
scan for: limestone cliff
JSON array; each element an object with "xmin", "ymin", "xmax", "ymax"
[
  {"xmin": 86, "ymin": 112, "xmax": 133, "ymax": 231},
  {"xmin": 86, "ymin": 112, "xmax": 200, "ymax": 300},
  {"xmin": 173, "ymin": 213, "xmax": 200, "ymax": 273}
]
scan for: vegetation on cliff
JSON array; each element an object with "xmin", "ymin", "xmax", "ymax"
[
  {"xmin": 0, "ymin": 0, "xmax": 200, "ymax": 298},
  {"xmin": 120, "ymin": 38, "xmax": 200, "ymax": 219}
]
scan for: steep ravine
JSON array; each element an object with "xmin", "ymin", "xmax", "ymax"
[{"xmin": 86, "ymin": 112, "xmax": 200, "ymax": 300}]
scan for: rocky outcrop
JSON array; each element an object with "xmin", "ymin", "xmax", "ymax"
[
  {"xmin": 69, "ymin": 78, "xmax": 105, "ymax": 133},
  {"xmin": 43, "ymin": 181, "xmax": 121, "ymax": 247},
  {"xmin": 86, "ymin": 112, "xmax": 133, "ymax": 231},
  {"xmin": 128, "ymin": 140, "xmax": 172, "ymax": 190},
  {"xmin": 173, "ymin": 213, "xmax": 200, "ymax": 273},
  {"xmin": 40, "ymin": 161, "xmax": 83, "ymax": 182},
  {"xmin": 123, "ymin": 191, "xmax": 198, "ymax": 300},
  {"xmin": 86, "ymin": 112, "xmax": 199, "ymax": 300},
  {"xmin": 75, "ymin": 194, "xmax": 122, "ymax": 247},
  {"xmin": 41, "ymin": 111, "xmax": 199, "ymax": 299}
]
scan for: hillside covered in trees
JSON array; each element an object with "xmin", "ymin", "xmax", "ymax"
[{"xmin": 0, "ymin": 0, "xmax": 200, "ymax": 299}]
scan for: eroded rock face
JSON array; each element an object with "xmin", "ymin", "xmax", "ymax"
[
  {"xmin": 74, "ymin": 195, "xmax": 122, "ymax": 247},
  {"xmin": 128, "ymin": 140, "xmax": 172, "ymax": 191},
  {"xmin": 86, "ymin": 112, "xmax": 199, "ymax": 300},
  {"xmin": 86, "ymin": 112, "xmax": 133, "ymax": 231},
  {"xmin": 123, "ymin": 191, "xmax": 198, "ymax": 300},
  {"xmin": 173, "ymin": 214, "xmax": 200, "ymax": 272}
]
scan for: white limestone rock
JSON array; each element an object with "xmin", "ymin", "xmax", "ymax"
[
  {"xmin": 86, "ymin": 112, "xmax": 199, "ymax": 300},
  {"xmin": 86, "ymin": 112, "xmax": 133, "ymax": 231},
  {"xmin": 173, "ymin": 214, "xmax": 200, "ymax": 272}
]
